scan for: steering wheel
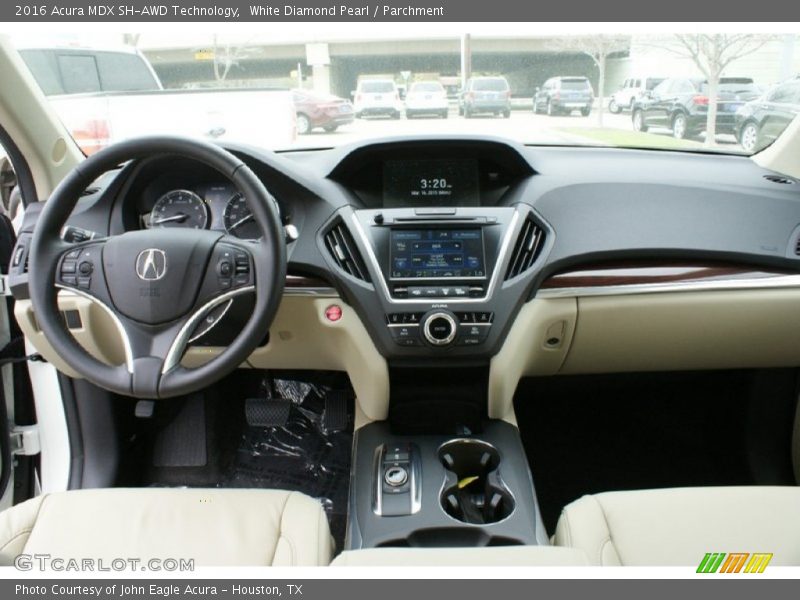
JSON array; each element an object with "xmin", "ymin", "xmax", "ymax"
[{"xmin": 28, "ymin": 137, "xmax": 286, "ymax": 399}]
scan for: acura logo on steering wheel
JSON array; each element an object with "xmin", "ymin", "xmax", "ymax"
[{"xmin": 135, "ymin": 248, "xmax": 167, "ymax": 281}]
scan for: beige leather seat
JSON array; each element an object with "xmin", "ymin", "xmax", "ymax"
[
  {"xmin": 554, "ymin": 486, "xmax": 800, "ymax": 566},
  {"xmin": 0, "ymin": 488, "xmax": 333, "ymax": 567},
  {"xmin": 332, "ymin": 546, "xmax": 588, "ymax": 566}
]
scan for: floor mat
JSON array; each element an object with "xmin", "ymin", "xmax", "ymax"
[
  {"xmin": 513, "ymin": 370, "xmax": 798, "ymax": 535},
  {"xmin": 141, "ymin": 370, "xmax": 355, "ymax": 551},
  {"xmin": 219, "ymin": 375, "xmax": 354, "ymax": 547}
]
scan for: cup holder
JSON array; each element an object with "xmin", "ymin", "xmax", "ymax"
[{"xmin": 438, "ymin": 439, "xmax": 515, "ymax": 525}]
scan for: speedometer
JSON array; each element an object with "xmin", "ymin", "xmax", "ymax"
[
  {"xmin": 223, "ymin": 193, "xmax": 260, "ymax": 239},
  {"xmin": 151, "ymin": 190, "xmax": 208, "ymax": 230}
]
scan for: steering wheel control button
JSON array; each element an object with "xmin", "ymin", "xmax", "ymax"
[
  {"xmin": 217, "ymin": 261, "xmax": 233, "ymax": 277},
  {"xmin": 78, "ymin": 261, "xmax": 93, "ymax": 275},
  {"xmin": 60, "ymin": 261, "xmax": 77, "ymax": 274},
  {"xmin": 77, "ymin": 277, "xmax": 92, "ymax": 289},
  {"xmin": 422, "ymin": 311, "xmax": 457, "ymax": 346},
  {"xmin": 384, "ymin": 465, "xmax": 409, "ymax": 488}
]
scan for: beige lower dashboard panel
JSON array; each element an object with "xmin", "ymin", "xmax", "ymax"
[
  {"xmin": 488, "ymin": 298, "xmax": 578, "ymax": 422},
  {"xmin": 16, "ymin": 293, "xmax": 390, "ymax": 424},
  {"xmin": 488, "ymin": 288, "xmax": 800, "ymax": 422},
  {"xmin": 15, "ymin": 293, "xmax": 127, "ymax": 377},
  {"xmin": 184, "ymin": 295, "xmax": 389, "ymax": 423},
  {"xmin": 561, "ymin": 289, "xmax": 800, "ymax": 374}
]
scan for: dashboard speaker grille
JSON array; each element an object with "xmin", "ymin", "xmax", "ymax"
[
  {"xmin": 505, "ymin": 215, "xmax": 545, "ymax": 280},
  {"xmin": 323, "ymin": 220, "xmax": 371, "ymax": 282}
]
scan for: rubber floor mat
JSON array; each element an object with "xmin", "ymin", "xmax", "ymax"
[{"xmin": 218, "ymin": 374, "xmax": 354, "ymax": 549}]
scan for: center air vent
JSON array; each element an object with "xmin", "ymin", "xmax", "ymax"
[
  {"xmin": 323, "ymin": 220, "xmax": 371, "ymax": 282},
  {"xmin": 504, "ymin": 215, "xmax": 546, "ymax": 280},
  {"xmin": 764, "ymin": 174, "xmax": 795, "ymax": 185}
]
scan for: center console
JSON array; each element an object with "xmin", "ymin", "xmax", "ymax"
[
  {"xmin": 326, "ymin": 141, "xmax": 552, "ymax": 552},
  {"xmin": 346, "ymin": 420, "xmax": 548, "ymax": 549}
]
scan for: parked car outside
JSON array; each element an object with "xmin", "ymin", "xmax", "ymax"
[
  {"xmin": 609, "ymin": 77, "xmax": 665, "ymax": 113},
  {"xmin": 735, "ymin": 77, "xmax": 800, "ymax": 153},
  {"xmin": 18, "ymin": 45, "xmax": 297, "ymax": 154},
  {"xmin": 458, "ymin": 76, "xmax": 511, "ymax": 118},
  {"xmin": 404, "ymin": 81, "xmax": 449, "ymax": 119},
  {"xmin": 533, "ymin": 76, "xmax": 594, "ymax": 117},
  {"xmin": 352, "ymin": 79, "xmax": 402, "ymax": 119},
  {"xmin": 632, "ymin": 77, "xmax": 761, "ymax": 140},
  {"xmin": 292, "ymin": 90, "xmax": 354, "ymax": 134}
]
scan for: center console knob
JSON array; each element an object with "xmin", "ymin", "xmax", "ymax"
[
  {"xmin": 384, "ymin": 465, "xmax": 408, "ymax": 487},
  {"xmin": 422, "ymin": 311, "xmax": 457, "ymax": 346}
]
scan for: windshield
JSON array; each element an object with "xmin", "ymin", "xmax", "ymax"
[
  {"xmin": 411, "ymin": 82, "xmax": 444, "ymax": 93},
  {"xmin": 360, "ymin": 81, "xmax": 395, "ymax": 93},
  {"xmin": 472, "ymin": 78, "xmax": 509, "ymax": 91},
  {"xmin": 561, "ymin": 79, "xmax": 590, "ymax": 90},
  {"xmin": 10, "ymin": 31, "xmax": 800, "ymax": 156}
]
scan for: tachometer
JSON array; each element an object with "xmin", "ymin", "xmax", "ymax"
[
  {"xmin": 151, "ymin": 190, "xmax": 208, "ymax": 230},
  {"xmin": 223, "ymin": 193, "xmax": 260, "ymax": 239}
]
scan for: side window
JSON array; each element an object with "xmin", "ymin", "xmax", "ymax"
[
  {"xmin": 57, "ymin": 54, "xmax": 101, "ymax": 94},
  {"xmin": 96, "ymin": 53, "xmax": 159, "ymax": 92},
  {"xmin": 768, "ymin": 84, "xmax": 798, "ymax": 103},
  {"xmin": 18, "ymin": 49, "xmax": 64, "ymax": 96},
  {"xmin": 652, "ymin": 79, "xmax": 671, "ymax": 96},
  {"xmin": 634, "ymin": 79, "xmax": 641, "ymax": 88}
]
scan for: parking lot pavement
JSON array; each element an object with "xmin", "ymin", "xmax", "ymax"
[{"xmin": 288, "ymin": 108, "xmax": 741, "ymax": 150}]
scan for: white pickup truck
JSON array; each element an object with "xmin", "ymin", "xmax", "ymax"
[{"xmin": 17, "ymin": 45, "xmax": 296, "ymax": 154}]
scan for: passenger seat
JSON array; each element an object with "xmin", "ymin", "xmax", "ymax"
[{"xmin": 553, "ymin": 486, "xmax": 800, "ymax": 566}]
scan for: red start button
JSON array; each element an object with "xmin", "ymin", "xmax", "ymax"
[{"xmin": 325, "ymin": 305, "xmax": 343, "ymax": 322}]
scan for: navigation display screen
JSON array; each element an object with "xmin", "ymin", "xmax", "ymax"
[
  {"xmin": 383, "ymin": 159, "xmax": 479, "ymax": 207},
  {"xmin": 390, "ymin": 228, "xmax": 486, "ymax": 279}
]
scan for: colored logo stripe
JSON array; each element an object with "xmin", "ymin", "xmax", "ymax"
[
  {"xmin": 744, "ymin": 553, "xmax": 773, "ymax": 573},
  {"xmin": 697, "ymin": 552, "xmax": 773, "ymax": 573}
]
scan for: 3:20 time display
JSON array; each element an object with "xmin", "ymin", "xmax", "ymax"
[{"xmin": 419, "ymin": 178, "xmax": 450, "ymax": 190}]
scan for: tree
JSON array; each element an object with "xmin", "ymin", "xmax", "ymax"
[
  {"xmin": 211, "ymin": 35, "xmax": 256, "ymax": 82},
  {"xmin": 664, "ymin": 35, "xmax": 772, "ymax": 147},
  {"xmin": 122, "ymin": 34, "xmax": 140, "ymax": 47},
  {"xmin": 552, "ymin": 35, "xmax": 630, "ymax": 126}
]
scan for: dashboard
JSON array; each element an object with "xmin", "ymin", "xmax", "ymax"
[{"xmin": 9, "ymin": 135, "xmax": 800, "ymax": 369}]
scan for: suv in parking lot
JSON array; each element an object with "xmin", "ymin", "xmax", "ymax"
[
  {"xmin": 353, "ymin": 78, "xmax": 402, "ymax": 119},
  {"xmin": 533, "ymin": 76, "xmax": 594, "ymax": 116},
  {"xmin": 609, "ymin": 77, "xmax": 665, "ymax": 113},
  {"xmin": 459, "ymin": 76, "xmax": 511, "ymax": 118},
  {"xmin": 404, "ymin": 81, "xmax": 449, "ymax": 118},
  {"xmin": 735, "ymin": 78, "xmax": 800, "ymax": 153},
  {"xmin": 632, "ymin": 76, "xmax": 761, "ymax": 139}
]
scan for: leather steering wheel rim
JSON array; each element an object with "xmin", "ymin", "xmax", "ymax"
[{"xmin": 28, "ymin": 136, "xmax": 286, "ymax": 398}]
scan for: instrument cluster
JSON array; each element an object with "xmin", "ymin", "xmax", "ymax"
[{"xmin": 142, "ymin": 183, "xmax": 260, "ymax": 239}]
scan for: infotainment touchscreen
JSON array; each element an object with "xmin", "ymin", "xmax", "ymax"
[
  {"xmin": 383, "ymin": 159, "xmax": 479, "ymax": 208},
  {"xmin": 390, "ymin": 229, "xmax": 486, "ymax": 279}
]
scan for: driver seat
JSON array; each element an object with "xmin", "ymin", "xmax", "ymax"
[{"xmin": 0, "ymin": 488, "xmax": 333, "ymax": 567}]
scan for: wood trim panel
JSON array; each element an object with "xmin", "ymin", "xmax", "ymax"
[{"xmin": 540, "ymin": 261, "xmax": 798, "ymax": 289}]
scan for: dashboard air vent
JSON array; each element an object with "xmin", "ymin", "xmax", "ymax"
[
  {"xmin": 505, "ymin": 215, "xmax": 545, "ymax": 280},
  {"xmin": 323, "ymin": 220, "xmax": 371, "ymax": 282},
  {"xmin": 764, "ymin": 174, "xmax": 795, "ymax": 185}
]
